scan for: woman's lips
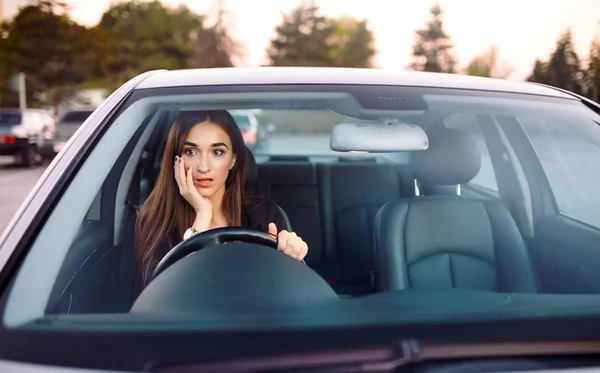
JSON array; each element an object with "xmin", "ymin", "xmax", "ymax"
[{"xmin": 194, "ymin": 178, "xmax": 213, "ymax": 187}]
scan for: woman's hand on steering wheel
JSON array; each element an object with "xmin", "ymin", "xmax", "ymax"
[{"xmin": 268, "ymin": 223, "xmax": 308, "ymax": 261}]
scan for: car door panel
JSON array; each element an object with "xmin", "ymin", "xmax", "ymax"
[
  {"xmin": 528, "ymin": 216, "xmax": 600, "ymax": 294},
  {"xmin": 46, "ymin": 220, "xmax": 116, "ymax": 314},
  {"xmin": 500, "ymin": 114, "xmax": 600, "ymax": 295}
]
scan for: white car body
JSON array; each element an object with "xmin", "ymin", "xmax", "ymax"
[{"xmin": 1, "ymin": 67, "xmax": 599, "ymax": 373}]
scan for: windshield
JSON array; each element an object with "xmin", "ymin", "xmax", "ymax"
[
  {"xmin": 4, "ymin": 83, "xmax": 600, "ymax": 338},
  {"xmin": 0, "ymin": 110, "xmax": 21, "ymax": 127}
]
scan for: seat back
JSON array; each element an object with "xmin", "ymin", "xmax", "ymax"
[
  {"xmin": 373, "ymin": 127, "xmax": 539, "ymax": 293},
  {"xmin": 252, "ymin": 155, "xmax": 414, "ymax": 295},
  {"xmin": 324, "ymin": 162, "xmax": 404, "ymax": 294},
  {"xmin": 244, "ymin": 147, "xmax": 293, "ymax": 232},
  {"xmin": 256, "ymin": 159, "xmax": 323, "ymax": 272}
]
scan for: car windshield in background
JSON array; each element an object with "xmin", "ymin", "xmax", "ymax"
[
  {"xmin": 231, "ymin": 114, "xmax": 251, "ymax": 129},
  {"xmin": 4, "ymin": 83, "xmax": 600, "ymax": 336},
  {"xmin": 58, "ymin": 110, "xmax": 93, "ymax": 124},
  {"xmin": 0, "ymin": 110, "xmax": 21, "ymax": 126}
]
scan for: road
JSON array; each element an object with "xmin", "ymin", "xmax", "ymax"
[{"xmin": 0, "ymin": 157, "xmax": 47, "ymax": 234}]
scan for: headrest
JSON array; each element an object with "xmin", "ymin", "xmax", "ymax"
[
  {"xmin": 242, "ymin": 146, "xmax": 257, "ymax": 195},
  {"xmin": 409, "ymin": 127, "xmax": 481, "ymax": 186}
]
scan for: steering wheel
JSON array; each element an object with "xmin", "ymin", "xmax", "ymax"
[{"xmin": 150, "ymin": 227, "xmax": 278, "ymax": 282}]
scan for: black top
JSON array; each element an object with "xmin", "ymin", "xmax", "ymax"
[
  {"xmin": 140, "ymin": 197, "xmax": 287, "ymax": 289},
  {"xmin": 241, "ymin": 196, "xmax": 288, "ymax": 233}
]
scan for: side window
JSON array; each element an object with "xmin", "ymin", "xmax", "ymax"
[
  {"xmin": 445, "ymin": 113, "xmax": 499, "ymax": 194},
  {"xmin": 520, "ymin": 116, "xmax": 600, "ymax": 228}
]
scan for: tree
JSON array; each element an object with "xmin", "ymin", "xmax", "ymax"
[
  {"xmin": 410, "ymin": 4, "xmax": 456, "ymax": 73},
  {"xmin": 95, "ymin": 0, "xmax": 203, "ymax": 90},
  {"xmin": 527, "ymin": 29, "xmax": 583, "ymax": 95},
  {"xmin": 36, "ymin": 0, "xmax": 70, "ymax": 13},
  {"xmin": 267, "ymin": 1, "xmax": 376, "ymax": 67},
  {"xmin": 0, "ymin": 21, "xmax": 17, "ymax": 107},
  {"xmin": 187, "ymin": 0, "xmax": 241, "ymax": 68},
  {"xmin": 268, "ymin": 1, "xmax": 334, "ymax": 67},
  {"xmin": 0, "ymin": 0, "xmax": 97, "ymax": 110},
  {"xmin": 328, "ymin": 17, "xmax": 375, "ymax": 68},
  {"xmin": 465, "ymin": 45, "xmax": 513, "ymax": 79},
  {"xmin": 585, "ymin": 36, "xmax": 600, "ymax": 102}
]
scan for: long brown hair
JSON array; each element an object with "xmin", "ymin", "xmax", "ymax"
[{"xmin": 134, "ymin": 110, "xmax": 247, "ymax": 287}]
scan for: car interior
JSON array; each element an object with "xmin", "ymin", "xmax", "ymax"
[
  {"xmin": 46, "ymin": 110, "xmax": 422, "ymax": 314},
  {"xmin": 28, "ymin": 87, "xmax": 600, "ymax": 324}
]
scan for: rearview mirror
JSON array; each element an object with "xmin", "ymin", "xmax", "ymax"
[{"xmin": 330, "ymin": 122, "xmax": 429, "ymax": 153}]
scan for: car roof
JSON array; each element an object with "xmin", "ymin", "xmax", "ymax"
[{"xmin": 135, "ymin": 67, "xmax": 573, "ymax": 99}]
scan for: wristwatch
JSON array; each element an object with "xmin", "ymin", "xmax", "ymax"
[{"xmin": 183, "ymin": 227, "xmax": 199, "ymax": 240}]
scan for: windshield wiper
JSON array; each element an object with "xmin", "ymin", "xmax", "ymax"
[
  {"xmin": 155, "ymin": 340, "xmax": 600, "ymax": 373},
  {"xmin": 156, "ymin": 340, "xmax": 422, "ymax": 373}
]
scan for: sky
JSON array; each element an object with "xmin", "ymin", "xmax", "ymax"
[{"xmin": 4, "ymin": 0, "xmax": 600, "ymax": 81}]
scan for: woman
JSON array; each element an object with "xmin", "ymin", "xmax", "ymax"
[{"xmin": 135, "ymin": 110, "xmax": 308, "ymax": 288}]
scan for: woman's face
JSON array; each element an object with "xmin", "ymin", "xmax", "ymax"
[{"xmin": 179, "ymin": 120, "xmax": 236, "ymax": 199}]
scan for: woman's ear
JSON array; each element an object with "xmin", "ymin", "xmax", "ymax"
[{"xmin": 229, "ymin": 155, "xmax": 236, "ymax": 170}]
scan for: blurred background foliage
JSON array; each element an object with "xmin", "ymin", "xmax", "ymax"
[{"xmin": 0, "ymin": 0, "xmax": 598, "ymax": 112}]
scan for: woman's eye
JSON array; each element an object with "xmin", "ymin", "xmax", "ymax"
[
  {"xmin": 184, "ymin": 149, "xmax": 196, "ymax": 156},
  {"xmin": 213, "ymin": 149, "xmax": 225, "ymax": 156}
]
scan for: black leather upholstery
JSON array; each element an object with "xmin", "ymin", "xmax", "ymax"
[
  {"xmin": 244, "ymin": 147, "xmax": 292, "ymax": 233},
  {"xmin": 254, "ymin": 160, "xmax": 411, "ymax": 294},
  {"xmin": 411, "ymin": 127, "xmax": 481, "ymax": 196},
  {"xmin": 373, "ymin": 127, "xmax": 539, "ymax": 293},
  {"xmin": 327, "ymin": 163, "xmax": 402, "ymax": 293},
  {"xmin": 243, "ymin": 145, "xmax": 258, "ymax": 195},
  {"xmin": 256, "ymin": 161, "xmax": 322, "ymax": 272},
  {"xmin": 410, "ymin": 127, "xmax": 482, "ymax": 187}
]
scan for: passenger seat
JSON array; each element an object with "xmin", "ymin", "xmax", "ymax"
[{"xmin": 372, "ymin": 127, "xmax": 540, "ymax": 293}]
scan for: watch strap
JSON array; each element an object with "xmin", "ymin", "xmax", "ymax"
[{"xmin": 183, "ymin": 227, "xmax": 198, "ymax": 240}]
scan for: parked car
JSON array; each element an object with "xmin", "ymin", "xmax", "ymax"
[
  {"xmin": 0, "ymin": 108, "xmax": 55, "ymax": 167},
  {"xmin": 229, "ymin": 109, "xmax": 263, "ymax": 150},
  {"xmin": 52, "ymin": 107, "xmax": 96, "ymax": 154},
  {"xmin": 2, "ymin": 67, "xmax": 600, "ymax": 372}
]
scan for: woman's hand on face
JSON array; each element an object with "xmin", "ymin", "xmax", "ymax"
[
  {"xmin": 174, "ymin": 156, "xmax": 212, "ymax": 216},
  {"xmin": 268, "ymin": 223, "xmax": 308, "ymax": 261}
]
